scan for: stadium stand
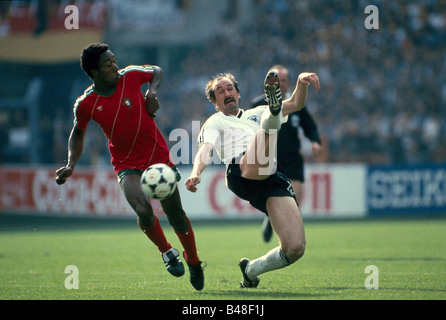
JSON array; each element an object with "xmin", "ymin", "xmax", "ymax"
[{"xmin": 0, "ymin": 0, "xmax": 444, "ymax": 165}]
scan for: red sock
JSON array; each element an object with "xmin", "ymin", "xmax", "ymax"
[
  {"xmin": 174, "ymin": 217, "xmax": 200, "ymax": 265},
  {"xmin": 138, "ymin": 216, "xmax": 172, "ymax": 254}
]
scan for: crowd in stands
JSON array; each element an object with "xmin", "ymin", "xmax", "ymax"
[
  {"xmin": 1, "ymin": 0, "xmax": 444, "ymax": 166},
  {"xmin": 156, "ymin": 0, "xmax": 446, "ymax": 164}
]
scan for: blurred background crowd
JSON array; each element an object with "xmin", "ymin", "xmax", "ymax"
[{"xmin": 0, "ymin": 0, "xmax": 444, "ymax": 167}]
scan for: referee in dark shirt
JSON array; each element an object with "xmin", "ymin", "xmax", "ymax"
[{"xmin": 250, "ymin": 65, "xmax": 322, "ymax": 242}]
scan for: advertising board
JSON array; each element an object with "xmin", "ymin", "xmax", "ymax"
[
  {"xmin": 0, "ymin": 164, "xmax": 368, "ymax": 219},
  {"xmin": 367, "ymin": 164, "xmax": 446, "ymax": 215}
]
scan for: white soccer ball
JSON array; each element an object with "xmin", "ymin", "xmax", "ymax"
[{"xmin": 140, "ymin": 163, "xmax": 177, "ymax": 200}]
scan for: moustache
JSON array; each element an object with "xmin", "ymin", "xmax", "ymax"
[{"xmin": 224, "ymin": 97, "xmax": 235, "ymax": 104}]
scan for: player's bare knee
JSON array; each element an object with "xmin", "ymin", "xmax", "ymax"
[
  {"xmin": 133, "ymin": 200, "xmax": 154, "ymax": 226},
  {"xmin": 136, "ymin": 211, "xmax": 154, "ymax": 227},
  {"xmin": 166, "ymin": 210, "xmax": 188, "ymax": 232},
  {"xmin": 283, "ymin": 240, "xmax": 306, "ymax": 263}
]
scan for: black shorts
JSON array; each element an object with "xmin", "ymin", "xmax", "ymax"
[
  {"xmin": 226, "ymin": 162, "xmax": 297, "ymax": 215},
  {"xmin": 278, "ymin": 156, "xmax": 305, "ymax": 182}
]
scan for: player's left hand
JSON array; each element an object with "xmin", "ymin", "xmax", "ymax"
[{"xmin": 145, "ymin": 91, "xmax": 159, "ymax": 118}]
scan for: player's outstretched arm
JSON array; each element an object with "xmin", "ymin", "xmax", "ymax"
[
  {"xmin": 55, "ymin": 126, "xmax": 86, "ymax": 185},
  {"xmin": 185, "ymin": 142, "xmax": 214, "ymax": 193},
  {"xmin": 145, "ymin": 66, "xmax": 163, "ymax": 117},
  {"xmin": 282, "ymin": 72, "xmax": 320, "ymax": 116}
]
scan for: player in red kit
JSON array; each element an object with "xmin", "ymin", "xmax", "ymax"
[{"xmin": 55, "ymin": 43, "xmax": 205, "ymax": 290}]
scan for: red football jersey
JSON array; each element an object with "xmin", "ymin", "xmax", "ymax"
[{"xmin": 74, "ymin": 65, "xmax": 174, "ymax": 174}]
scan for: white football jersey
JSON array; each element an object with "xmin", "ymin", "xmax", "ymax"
[{"xmin": 198, "ymin": 106, "xmax": 268, "ymax": 164}]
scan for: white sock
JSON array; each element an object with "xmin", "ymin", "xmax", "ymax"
[
  {"xmin": 260, "ymin": 108, "xmax": 283, "ymax": 134},
  {"xmin": 246, "ymin": 246, "xmax": 291, "ymax": 280}
]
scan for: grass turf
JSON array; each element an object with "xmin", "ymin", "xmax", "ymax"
[{"xmin": 0, "ymin": 215, "xmax": 445, "ymax": 300}]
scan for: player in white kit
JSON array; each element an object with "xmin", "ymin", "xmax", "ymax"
[{"xmin": 185, "ymin": 70, "xmax": 320, "ymax": 288}]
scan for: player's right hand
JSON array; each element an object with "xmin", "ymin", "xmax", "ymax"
[
  {"xmin": 145, "ymin": 91, "xmax": 159, "ymax": 118},
  {"xmin": 185, "ymin": 175, "xmax": 201, "ymax": 193},
  {"xmin": 55, "ymin": 166, "xmax": 73, "ymax": 185}
]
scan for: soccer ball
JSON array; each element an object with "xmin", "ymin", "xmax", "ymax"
[{"xmin": 140, "ymin": 163, "xmax": 177, "ymax": 200}]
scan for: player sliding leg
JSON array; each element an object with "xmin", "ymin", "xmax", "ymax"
[
  {"xmin": 240, "ymin": 196, "xmax": 306, "ymax": 287},
  {"xmin": 239, "ymin": 71, "xmax": 305, "ymax": 288}
]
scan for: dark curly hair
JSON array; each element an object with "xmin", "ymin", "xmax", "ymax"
[{"xmin": 80, "ymin": 43, "xmax": 109, "ymax": 79}]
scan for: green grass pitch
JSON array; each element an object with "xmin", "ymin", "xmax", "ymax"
[{"xmin": 0, "ymin": 215, "xmax": 445, "ymax": 300}]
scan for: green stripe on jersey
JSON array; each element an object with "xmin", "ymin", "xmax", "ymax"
[
  {"xmin": 120, "ymin": 65, "xmax": 154, "ymax": 75},
  {"xmin": 73, "ymin": 85, "xmax": 95, "ymax": 124}
]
